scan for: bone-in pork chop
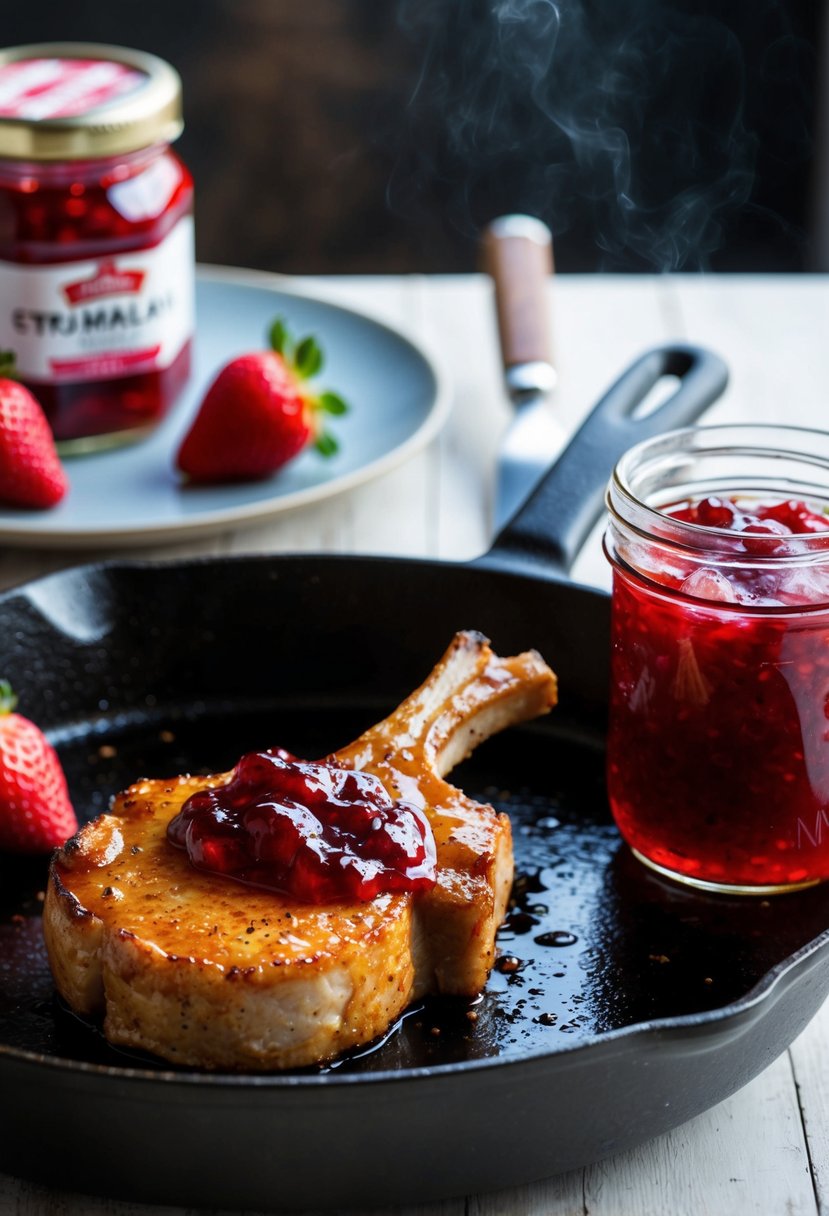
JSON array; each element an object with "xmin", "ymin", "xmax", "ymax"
[{"xmin": 44, "ymin": 632, "xmax": 557, "ymax": 1070}]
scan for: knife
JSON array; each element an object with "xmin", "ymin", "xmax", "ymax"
[{"xmin": 483, "ymin": 214, "xmax": 562, "ymax": 531}]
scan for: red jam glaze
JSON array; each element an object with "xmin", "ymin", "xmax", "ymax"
[
  {"xmin": 0, "ymin": 150, "xmax": 193, "ymax": 441},
  {"xmin": 608, "ymin": 496, "xmax": 829, "ymax": 889},
  {"xmin": 166, "ymin": 748, "xmax": 438, "ymax": 903}
]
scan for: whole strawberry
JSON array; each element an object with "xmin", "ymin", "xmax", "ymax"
[
  {"xmin": 177, "ymin": 318, "xmax": 347, "ymax": 483},
  {"xmin": 0, "ymin": 682, "xmax": 78, "ymax": 853},
  {"xmin": 0, "ymin": 355, "xmax": 68, "ymax": 509}
]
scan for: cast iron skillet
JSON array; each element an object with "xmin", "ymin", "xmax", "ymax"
[{"xmin": 2, "ymin": 345, "xmax": 828, "ymax": 1213}]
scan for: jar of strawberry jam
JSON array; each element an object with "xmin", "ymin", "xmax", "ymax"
[
  {"xmin": 0, "ymin": 43, "xmax": 194, "ymax": 451},
  {"xmin": 605, "ymin": 425, "xmax": 829, "ymax": 895}
]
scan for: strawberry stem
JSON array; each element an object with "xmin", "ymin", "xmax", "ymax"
[
  {"xmin": 0, "ymin": 350, "xmax": 17, "ymax": 381},
  {"xmin": 0, "ymin": 680, "xmax": 19, "ymax": 715}
]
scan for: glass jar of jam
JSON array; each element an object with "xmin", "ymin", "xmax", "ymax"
[
  {"xmin": 0, "ymin": 43, "xmax": 194, "ymax": 451},
  {"xmin": 605, "ymin": 424, "xmax": 829, "ymax": 895}
]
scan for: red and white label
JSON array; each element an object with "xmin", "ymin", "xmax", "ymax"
[
  {"xmin": 0, "ymin": 216, "xmax": 194, "ymax": 384},
  {"xmin": 0, "ymin": 58, "xmax": 145, "ymax": 120},
  {"xmin": 62, "ymin": 261, "xmax": 146, "ymax": 305}
]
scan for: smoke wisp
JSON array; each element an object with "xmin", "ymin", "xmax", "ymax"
[{"xmin": 392, "ymin": 0, "xmax": 792, "ymax": 271}]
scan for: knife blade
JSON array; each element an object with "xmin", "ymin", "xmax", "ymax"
[{"xmin": 483, "ymin": 215, "xmax": 563, "ymax": 531}]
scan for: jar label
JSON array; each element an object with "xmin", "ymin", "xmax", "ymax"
[
  {"xmin": 0, "ymin": 58, "xmax": 146, "ymax": 120},
  {"xmin": 0, "ymin": 216, "xmax": 194, "ymax": 384}
]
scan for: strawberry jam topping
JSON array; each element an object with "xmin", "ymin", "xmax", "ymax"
[
  {"xmin": 166, "ymin": 748, "xmax": 437, "ymax": 903},
  {"xmin": 608, "ymin": 494, "xmax": 829, "ymax": 890}
]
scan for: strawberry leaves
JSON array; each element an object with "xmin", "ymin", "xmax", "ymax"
[
  {"xmin": 268, "ymin": 316, "xmax": 347, "ymax": 459},
  {"xmin": 319, "ymin": 392, "xmax": 348, "ymax": 416},
  {"xmin": 294, "ymin": 336, "xmax": 324, "ymax": 379},
  {"xmin": 268, "ymin": 321, "xmax": 324, "ymax": 380},
  {"xmin": 269, "ymin": 318, "xmax": 290, "ymax": 356},
  {"xmin": 314, "ymin": 433, "xmax": 339, "ymax": 457},
  {"xmin": 0, "ymin": 681, "xmax": 18, "ymax": 716}
]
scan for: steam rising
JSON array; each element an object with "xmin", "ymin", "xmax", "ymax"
[{"xmin": 394, "ymin": 0, "xmax": 761, "ymax": 270}]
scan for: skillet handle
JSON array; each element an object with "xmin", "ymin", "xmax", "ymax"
[{"xmin": 477, "ymin": 344, "xmax": 729, "ymax": 577}]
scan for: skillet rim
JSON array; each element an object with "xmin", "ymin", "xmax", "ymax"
[{"xmin": 1, "ymin": 552, "xmax": 828, "ymax": 1089}]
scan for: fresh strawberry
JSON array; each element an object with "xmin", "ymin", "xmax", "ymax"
[
  {"xmin": 0, "ymin": 681, "xmax": 78, "ymax": 853},
  {"xmin": 0, "ymin": 355, "xmax": 68, "ymax": 509},
  {"xmin": 177, "ymin": 318, "xmax": 348, "ymax": 483}
]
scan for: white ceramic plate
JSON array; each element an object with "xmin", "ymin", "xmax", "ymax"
[{"xmin": 0, "ymin": 266, "xmax": 450, "ymax": 548}]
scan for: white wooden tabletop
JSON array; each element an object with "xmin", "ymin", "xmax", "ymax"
[{"xmin": 2, "ymin": 272, "xmax": 829, "ymax": 1216}]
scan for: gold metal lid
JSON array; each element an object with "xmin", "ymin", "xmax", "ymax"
[{"xmin": 0, "ymin": 42, "xmax": 183, "ymax": 161}]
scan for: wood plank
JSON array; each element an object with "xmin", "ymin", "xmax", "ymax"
[
  {"xmin": 333, "ymin": 274, "xmax": 439, "ymax": 559},
  {"xmin": 548, "ymin": 275, "xmax": 675, "ymax": 434},
  {"xmin": 582, "ymin": 1053, "xmax": 815, "ymax": 1216},
  {"xmin": 790, "ymin": 999, "xmax": 829, "ymax": 1214},
  {"xmin": 403, "ymin": 274, "xmax": 504, "ymax": 562},
  {"xmin": 472, "ymin": 1053, "xmax": 816, "ymax": 1216},
  {"xmin": 661, "ymin": 275, "xmax": 829, "ymax": 428}
]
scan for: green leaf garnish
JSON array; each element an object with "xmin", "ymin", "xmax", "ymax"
[
  {"xmin": 269, "ymin": 318, "xmax": 290, "ymax": 357},
  {"xmin": 294, "ymin": 336, "xmax": 324, "ymax": 379},
  {"xmin": 0, "ymin": 351, "xmax": 17, "ymax": 380},
  {"xmin": 314, "ymin": 432, "xmax": 339, "ymax": 458},
  {"xmin": 319, "ymin": 391, "xmax": 348, "ymax": 416}
]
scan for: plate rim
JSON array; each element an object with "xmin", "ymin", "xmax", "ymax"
[{"xmin": 0, "ymin": 266, "xmax": 452, "ymax": 549}]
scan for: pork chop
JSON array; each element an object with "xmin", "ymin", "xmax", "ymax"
[{"xmin": 44, "ymin": 631, "xmax": 557, "ymax": 1070}]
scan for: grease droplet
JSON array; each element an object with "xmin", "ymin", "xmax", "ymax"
[
  {"xmin": 495, "ymin": 955, "xmax": 522, "ymax": 974},
  {"xmin": 502, "ymin": 910, "xmax": 538, "ymax": 935},
  {"xmin": 534, "ymin": 930, "xmax": 578, "ymax": 948}
]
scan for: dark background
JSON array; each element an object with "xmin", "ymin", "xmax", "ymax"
[{"xmin": 2, "ymin": 0, "xmax": 824, "ymax": 273}]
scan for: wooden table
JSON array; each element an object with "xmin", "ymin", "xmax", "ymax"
[{"xmin": 2, "ymin": 273, "xmax": 828, "ymax": 1216}]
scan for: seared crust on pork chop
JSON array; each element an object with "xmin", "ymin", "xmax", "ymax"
[{"xmin": 44, "ymin": 632, "xmax": 557, "ymax": 1070}]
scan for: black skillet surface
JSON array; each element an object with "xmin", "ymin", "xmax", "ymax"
[{"xmin": 3, "ymin": 345, "xmax": 828, "ymax": 1212}]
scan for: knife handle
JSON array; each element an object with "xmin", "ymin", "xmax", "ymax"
[{"xmin": 483, "ymin": 215, "xmax": 554, "ymax": 371}]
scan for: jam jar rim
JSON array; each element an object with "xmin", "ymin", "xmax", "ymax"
[
  {"xmin": 0, "ymin": 142, "xmax": 183, "ymax": 187},
  {"xmin": 602, "ymin": 534, "xmax": 829, "ymax": 617},
  {"xmin": 608, "ymin": 422, "xmax": 829, "ymax": 566},
  {"xmin": 0, "ymin": 42, "xmax": 183, "ymax": 163}
]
